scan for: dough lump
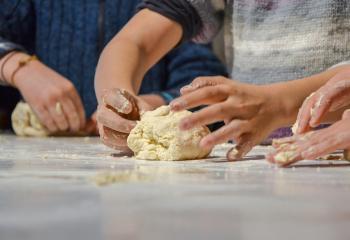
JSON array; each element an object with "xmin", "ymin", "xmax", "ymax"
[
  {"xmin": 11, "ymin": 102, "xmax": 49, "ymax": 137},
  {"xmin": 127, "ymin": 106, "xmax": 211, "ymax": 160}
]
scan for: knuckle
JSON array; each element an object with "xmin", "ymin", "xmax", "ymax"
[
  {"xmin": 63, "ymin": 82, "xmax": 75, "ymax": 93},
  {"xmin": 192, "ymin": 77, "xmax": 204, "ymax": 84},
  {"xmin": 217, "ymin": 105, "xmax": 226, "ymax": 115},
  {"xmin": 45, "ymin": 92, "xmax": 58, "ymax": 104}
]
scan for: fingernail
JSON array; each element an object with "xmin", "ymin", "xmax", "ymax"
[
  {"xmin": 117, "ymin": 97, "xmax": 132, "ymax": 114},
  {"xmin": 181, "ymin": 85, "xmax": 193, "ymax": 92}
]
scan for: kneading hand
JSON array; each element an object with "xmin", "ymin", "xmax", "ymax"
[
  {"xmin": 294, "ymin": 69, "xmax": 350, "ymax": 134},
  {"xmin": 97, "ymin": 88, "xmax": 152, "ymax": 151},
  {"xmin": 170, "ymin": 76, "xmax": 285, "ymax": 161},
  {"xmin": 14, "ymin": 58, "xmax": 86, "ymax": 133},
  {"xmin": 267, "ymin": 109, "xmax": 350, "ymax": 166}
]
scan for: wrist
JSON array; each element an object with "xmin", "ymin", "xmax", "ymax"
[
  {"xmin": 0, "ymin": 52, "xmax": 37, "ymax": 88},
  {"xmin": 0, "ymin": 51, "xmax": 22, "ymax": 85},
  {"xmin": 12, "ymin": 55, "xmax": 43, "ymax": 89}
]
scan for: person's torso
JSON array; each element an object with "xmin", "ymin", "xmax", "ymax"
[{"xmin": 224, "ymin": 0, "xmax": 350, "ymax": 84}]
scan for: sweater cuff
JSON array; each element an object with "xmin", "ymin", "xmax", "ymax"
[{"xmin": 0, "ymin": 42, "xmax": 26, "ymax": 60}]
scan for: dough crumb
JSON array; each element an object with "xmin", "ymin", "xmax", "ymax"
[{"xmin": 127, "ymin": 106, "xmax": 211, "ymax": 161}]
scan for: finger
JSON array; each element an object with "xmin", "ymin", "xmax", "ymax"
[
  {"xmin": 309, "ymin": 94, "xmax": 331, "ymax": 127},
  {"xmin": 227, "ymin": 134, "xmax": 255, "ymax": 161},
  {"xmin": 60, "ymin": 98, "xmax": 81, "ymax": 132},
  {"xmin": 272, "ymin": 135, "xmax": 298, "ymax": 148},
  {"xmin": 33, "ymin": 106, "xmax": 58, "ymax": 133},
  {"xmin": 301, "ymin": 140, "xmax": 340, "ymax": 160},
  {"xmin": 296, "ymin": 92, "xmax": 316, "ymax": 134},
  {"xmin": 100, "ymin": 126, "xmax": 130, "ymax": 151},
  {"xmin": 102, "ymin": 89, "xmax": 134, "ymax": 114},
  {"xmin": 170, "ymin": 85, "xmax": 229, "ymax": 111},
  {"xmin": 48, "ymin": 103, "xmax": 69, "ymax": 132},
  {"xmin": 310, "ymin": 81, "xmax": 350, "ymax": 126},
  {"xmin": 272, "ymin": 143, "xmax": 303, "ymax": 167},
  {"xmin": 328, "ymin": 80, "xmax": 350, "ymax": 112},
  {"xmin": 67, "ymin": 85, "xmax": 86, "ymax": 129},
  {"xmin": 200, "ymin": 120, "xmax": 246, "ymax": 149},
  {"xmin": 329, "ymin": 94, "xmax": 350, "ymax": 112},
  {"xmin": 97, "ymin": 105, "xmax": 136, "ymax": 133},
  {"xmin": 342, "ymin": 109, "xmax": 350, "ymax": 120},
  {"xmin": 180, "ymin": 76, "xmax": 227, "ymax": 95},
  {"xmin": 179, "ymin": 102, "xmax": 236, "ymax": 130},
  {"xmin": 300, "ymin": 127, "xmax": 349, "ymax": 160},
  {"xmin": 272, "ymin": 131, "xmax": 315, "ymax": 148}
]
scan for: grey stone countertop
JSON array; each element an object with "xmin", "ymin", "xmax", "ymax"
[{"xmin": 0, "ymin": 134, "xmax": 350, "ymax": 240}]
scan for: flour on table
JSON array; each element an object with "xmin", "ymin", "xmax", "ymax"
[
  {"xmin": 127, "ymin": 106, "xmax": 211, "ymax": 161},
  {"xmin": 11, "ymin": 102, "xmax": 49, "ymax": 137}
]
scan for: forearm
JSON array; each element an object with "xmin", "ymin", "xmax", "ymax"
[
  {"xmin": 95, "ymin": 39, "xmax": 145, "ymax": 99},
  {"xmin": 94, "ymin": 9, "xmax": 182, "ymax": 102},
  {"xmin": 264, "ymin": 65, "xmax": 350, "ymax": 126}
]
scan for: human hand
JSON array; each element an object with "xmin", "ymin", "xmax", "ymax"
[
  {"xmin": 170, "ymin": 76, "xmax": 286, "ymax": 160},
  {"xmin": 267, "ymin": 109, "xmax": 350, "ymax": 166},
  {"xmin": 294, "ymin": 69, "xmax": 350, "ymax": 134},
  {"xmin": 97, "ymin": 88, "xmax": 153, "ymax": 151},
  {"xmin": 13, "ymin": 56, "xmax": 85, "ymax": 133}
]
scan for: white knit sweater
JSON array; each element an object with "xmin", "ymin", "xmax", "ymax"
[{"xmin": 188, "ymin": 0, "xmax": 350, "ymax": 83}]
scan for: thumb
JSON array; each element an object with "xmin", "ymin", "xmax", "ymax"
[
  {"xmin": 102, "ymin": 89, "xmax": 134, "ymax": 115},
  {"xmin": 103, "ymin": 89, "xmax": 140, "ymax": 121}
]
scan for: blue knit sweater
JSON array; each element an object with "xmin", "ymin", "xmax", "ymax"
[{"xmin": 0, "ymin": 0, "xmax": 227, "ymax": 117}]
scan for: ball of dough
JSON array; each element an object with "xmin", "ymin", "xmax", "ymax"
[
  {"xmin": 11, "ymin": 102, "xmax": 49, "ymax": 137},
  {"xmin": 127, "ymin": 106, "xmax": 212, "ymax": 161}
]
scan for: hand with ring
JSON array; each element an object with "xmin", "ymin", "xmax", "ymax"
[{"xmin": 9, "ymin": 52, "xmax": 86, "ymax": 133}]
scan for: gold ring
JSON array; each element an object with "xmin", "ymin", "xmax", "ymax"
[{"xmin": 55, "ymin": 102, "xmax": 63, "ymax": 115}]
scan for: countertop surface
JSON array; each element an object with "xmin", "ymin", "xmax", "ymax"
[{"xmin": 1, "ymin": 134, "xmax": 350, "ymax": 240}]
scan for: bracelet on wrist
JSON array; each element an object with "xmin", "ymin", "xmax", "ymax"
[{"xmin": 10, "ymin": 55, "xmax": 38, "ymax": 86}]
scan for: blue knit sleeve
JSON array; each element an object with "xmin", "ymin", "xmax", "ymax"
[
  {"xmin": 0, "ymin": 1, "xmax": 35, "ymax": 59},
  {"xmin": 154, "ymin": 42, "xmax": 228, "ymax": 103}
]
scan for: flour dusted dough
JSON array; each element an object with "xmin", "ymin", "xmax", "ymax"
[
  {"xmin": 127, "ymin": 106, "xmax": 211, "ymax": 160},
  {"xmin": 11, "ymin": 102, "xmax": 49, "ymax": 137}
]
